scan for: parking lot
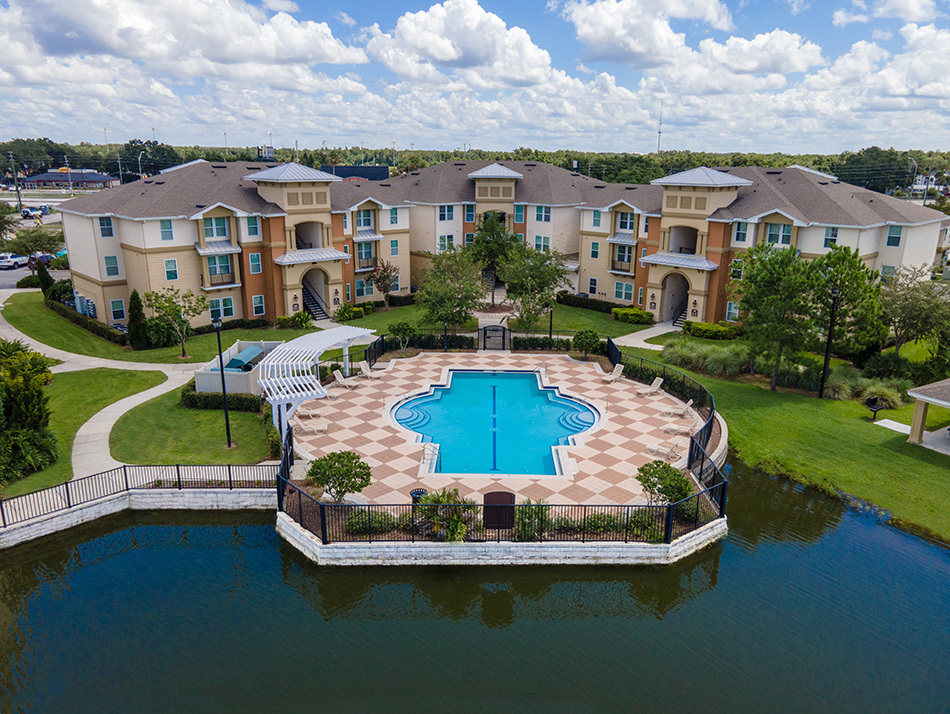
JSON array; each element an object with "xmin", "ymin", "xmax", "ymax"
[{"xmin": 0, "ymin": 266, "xmax": 70, "ymax": 289}]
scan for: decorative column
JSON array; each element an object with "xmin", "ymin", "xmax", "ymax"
[{"xmin": 908, "ymin": 401, "xmax": 929, "ymax": 444}]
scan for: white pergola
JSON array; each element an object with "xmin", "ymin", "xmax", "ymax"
[{"xmin": 258, "ymin": 326, "xmax": 376, "ymax": 434}]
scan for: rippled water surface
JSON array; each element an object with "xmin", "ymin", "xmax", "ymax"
[{"xmin": 1, "ymin": 457, "xmax": 948, "ymax": 713}]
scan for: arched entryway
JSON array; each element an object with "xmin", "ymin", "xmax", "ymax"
[
  {"xmin": 669, "ymin": 226, "xmax": 698, "ymax": 255},
  {"xmin": 662, "ymin": 272, "xmax": 690, "ymax": 322},
  {"xmin": 302, "ymin": 267, "xmax": 330, "ymax": 319},
  {"xmin": 295, "ymin": 221, "xmax": 324, "ymax": 250}
]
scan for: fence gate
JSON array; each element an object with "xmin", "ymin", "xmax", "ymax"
[{"xmin": 479, "ymin": 325, "xmax": 509, "ymax": 350}]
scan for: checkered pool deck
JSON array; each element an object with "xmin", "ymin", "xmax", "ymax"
[{"xmin": 292, "ymin": 352, "xmax": 700, "ymax": 506}]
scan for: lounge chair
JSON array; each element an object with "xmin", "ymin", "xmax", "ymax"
[
  {"xmin": 663, "ymin": 421, "xmax": 697, "ymax": 436},
  {"xmin": 332, "ymin": 369, "xmax": 359, "ymax": 390},
  {"xmin": 645, "ymin": 442, "xmax": 681, "ymax": 460},
  {"xmin": 359, "ymin": 360, "xmax": 382, "ymax": 379},
  {"xmin": 299, "ymin": 407, "xmax": 323, "ymax": 418},
  {"xmin": 661, "ymin": 399, "xmax": 693, "ymax": 418},
  {"xmin": 601, "ymin": 364, "xmax": 624, "ymax": 383},
  {"xmin": 636, "ymin": 377, "xmax": 663, "ymax": 397},
  {"xmin": 292, "ymin": 419, "xmax": 328, "ymax": 435}
]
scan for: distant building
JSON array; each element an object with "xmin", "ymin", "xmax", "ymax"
[
  {"xmin": 320, "ymin": 165, "xmax": 390, "ymax": 181},
  {"xmin": 23, "ymin": 169, "xmax": 119, "ymax": 189}
]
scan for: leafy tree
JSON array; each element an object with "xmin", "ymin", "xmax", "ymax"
[
  {"xmin": 879, "ymin": 264, "xmax": 950, "ymax": 357},
  {"xmin": 416, "ymin": 248, "xmax": 486, "ymax": 327},
  {"xmin": 811, "ymin": 245, "xmax": 887, "ymax": 360},
  {"xmin": 730, "ymin": 243, "xmax": 816, "ymax": 390},
  {"xmin": 0, "ymin": 203, "xmax": 19, "ymax": 240},
  {"xmin": 143, "ymin": 287, "xmax": 208, "ymax": 358},
  {"xmin": 389, "ymin": 321, "xmax": 417, "ymax": 350},
  {"xmin": 467, "ymin": 212, "xmax": 522, "ymax": 305},
  {"xmin": 305, "ymin": 450, "xmax": 372, "ymax": 502},
  {"xmin": 572, "ymin": 329, "xmax": 600, "ymax": 359},
  {"xmin": 4, "ymin": 227, "xmax": 64, "ymax": 274},
  {"xmin": 637, "ymin": 460, "xmax": 693, "ymax": 505},
  {"xmin": 497, "ymin": 244, "xmax": 569, "ymax": 329},
  {"xmin": 35, "ymin": 260, "xmax": 54, "ymax": 294},
  {"xmin": 126, "ymin": 289, "xmax": 148, "ymax": 350},
  {"xmin": 367, "ymin": 260, "xmax": 399, "ymax": 309}
]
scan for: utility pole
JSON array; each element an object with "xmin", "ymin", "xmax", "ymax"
[
  {"xmin": 392, "ymin": 142, "xmax": 396, "ymax": 166},
  {"xmin": 64, "ymin": 154, "xmax": 73, "ymax": 195},
  {"xmin": 224, "ymin": 132, "xmax": 228, "ymax": 157},
  {"xmin": 104, "ymin": 128, "xmax": 110, "ymax": 154},
  {"xmin": 657, "ymin": 100, "xmax": 663, "ymax": 153},
  {"xmin": 151, "ymin": 127, "xmax": 156, "ymax": 142},
  {"xmin": 117, "ymin": 155, "xmax": 124, "ymax": 184},
  {"xmin": 410, "ymin": 142, "xmax": 414, "ymax": 152},
  {"xmin": 8, "ymin": 152, "xmax": 23, "ymax": 210},
  {"xmin": 295, "ymin": 139, "xmax": 299, "ymax": 163},
  {"xmin": 137, "ymin": 150, "xmax": 145, "ymax": 178}
]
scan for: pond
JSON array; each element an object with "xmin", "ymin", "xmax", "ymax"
[{"xmin": 1, "ymin": 456, "xmax": 948, "ymax": 712}]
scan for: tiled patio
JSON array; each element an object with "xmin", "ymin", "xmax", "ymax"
[{"xmin": 292, "ymin": 352, "xmax": 700, "ymax": 506}]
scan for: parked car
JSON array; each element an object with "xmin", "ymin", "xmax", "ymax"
[
  {"xmin": 28, "ymin": 253, "xmax": 54, "ymax": 269},
  {"xmin": 20, "ymin": 207, "xmax": 42, "ymax": 219},
  {"xmin": 0, "ymin": 253, "xmax": 28, "ymax": 269}
]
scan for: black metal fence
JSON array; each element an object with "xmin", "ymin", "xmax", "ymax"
[{"xmin": 0, "ymin": 463, "xmax": 278, "ymax": 529}]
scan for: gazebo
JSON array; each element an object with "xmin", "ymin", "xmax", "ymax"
[
  {"xmin": 258, "ymin": 325, "xmax": 376, "ymax": 434},
  {"xmin": 906, "ymin": 377, "xmax": 950, "ymax": 445}
]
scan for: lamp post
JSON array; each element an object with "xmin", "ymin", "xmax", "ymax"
[
  {"xmin": 548, "ymin": 302, "xmax": 554, "ymax": 339},
  {"xmin": 213, "ymin": 317, "xmax": 232, "ymax": 447},
  {"xmin": 818, "ymin": 287, "xmax": 840, "ymax": 399}
]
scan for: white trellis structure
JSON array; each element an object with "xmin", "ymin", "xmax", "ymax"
[{"xmin": 258, "ymin": 326, "xmax": 376, "ymax": 434}]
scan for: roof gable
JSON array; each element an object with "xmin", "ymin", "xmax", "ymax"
[
  {"xmin": 244, "ymin": 163, "xmax": 342, "ymax": 183},
  {"xmin": 468, "ymin": 163, "xmax": 523, "ymax": 179},
  {"xmin": 652, "ymin": 166, "xmax": 752, "ymax": 188}
]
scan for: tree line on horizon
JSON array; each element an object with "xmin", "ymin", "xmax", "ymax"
[{"xmin": 2, "ymin": 137, "xmax": 948, "ymax": 196}]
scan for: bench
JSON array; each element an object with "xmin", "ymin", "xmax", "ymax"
[{"xmin": 865, "ymin": 396, "xmax": 885, "ymax": 421}]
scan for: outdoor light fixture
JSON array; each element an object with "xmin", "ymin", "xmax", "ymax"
[
  {"xmin": 692, "ymin": 299, "xmax": 698, "ymax": 307},
  {"xmin": 650, "ymin": 292, "xmax": 655, "ymax": 300},
  {"xmin": 212, "ymin": 317, "xmax": 232, "ymax": 448}
]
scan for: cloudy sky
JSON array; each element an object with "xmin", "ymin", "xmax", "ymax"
[{"xmin": 1, "ymin": 0, "xmax": 947, "ymax": 153}]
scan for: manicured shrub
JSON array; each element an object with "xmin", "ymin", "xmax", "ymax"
[
  {"xmin": 262, "ymin": 403, "xmax": 281, "ymax": 458},
  {"xmin": 388, "ymin": 293, "xmax": 415, "ymax": 307},
  {"xmin": 305, "ymin": 451, "xmax": 373, "ymax": 503},
  {"xmin": 859, "ymin": 382, "xmax": 903, "ymax": 409},
  {"xmin": 45, "ymin": 279, "xmax": 72, "ymax": 303},
  {"xmin": 511, "ymin": 336, "xmax": 573, "ymax": 352},
  {"xmin": 389, "ymin": 321, "xmax": 417, "ymax": 349},
  {"xmin": 702, "ymin": 344, "xmax": 749, "ymax": 377},
  {"xmin": 362, "ymin": 302, "xmax": 375, "ymax": 315},
  {"xmin": 344, "ymin": 509, "xmax": 397, "ymax": 535},
  {"xmin": 417, "ymin": 487, "xmax": 479, "ymax": 542},
  {"xmin": 16, "ymin": 275, "xmax": 41, "ymax": 289},
  {"xmin": 192, "ymin": 318, "xmax": 269, "ymax": 335},
  {"xmin": 49, "ymin": 255, "xmax": 69, "ymax": 270},
  {"xmin": 276, "ymin": 316, "xmax": 296, "ymax": 329},
  {"xmin": 611, "ymin": 307, "xmax": 654, "ymax": 324},
  {"xmin": 682, "ymin": 320, "xmax": 737, "ymax": 340},
  {"xmin": 126, "ymin": 289, "xmax": 148, "ymax": 350},
  {"xmin": 333, "ymin": 303, "xmax": 364, "ymax": 321},
  {"xmin": 555, "ymin": 290, "xmax": 626, "ymax": 314},
  {"xmin": 144, "ymin": 316, "xmax": 178, "ymax": 347},
  {"xmin": 36, "ymin": 261, "xmax": 54, "ymax": 294},
  {"xmin": 580, "ymin": 512, "xmax": 621, "ymax": 535},
  {"xmin": 179, "ymin": 379, "xmax": 262, "ymax": 412},
  {"xmin": 513, "ymin": 500, "xmax": 551, "ymax": 541},
  {"xmin": 637, "ymin": 460, "xmax": 693, "ymax": 505},
  {"xmin": 382, "ymin": 333, "xmax": 475, "ymax": 351},
  {"xmin": 572, "ymin": 329, "xmax": 601, "ymax": 358},
  {"xmin": 44, "ymin": 298, "xmax": 127, "ymax": 345},
  {"xmin": 863, "ymin": 352, "xmax": 913, "ymax": 380}
]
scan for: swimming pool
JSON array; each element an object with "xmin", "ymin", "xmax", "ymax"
[{"xmin": 392, "ymin": 370, "xmax": 599, "ymax": 475}]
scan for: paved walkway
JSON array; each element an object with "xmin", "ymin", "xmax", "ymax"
[
  {"xmin": 875, "ymin": 418, "xmax": 950, "ymax": 457},
  {"xmin": 611, "ymin": 320, "xmax": 681, "ymax": 351}
]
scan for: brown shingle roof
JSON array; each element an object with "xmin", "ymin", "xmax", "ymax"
[{"xmin": 908, "ymin": 378, "xmax": 950, "ymax": 406}]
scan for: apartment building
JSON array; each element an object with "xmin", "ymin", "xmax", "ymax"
[{"xmin": 59, "ymin": 159, "xmax": 949, "ymax": 328}]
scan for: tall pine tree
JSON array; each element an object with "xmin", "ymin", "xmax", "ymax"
[{"xmin": 127, "ymin": 289, "xmax": 148, "ymax": 350}]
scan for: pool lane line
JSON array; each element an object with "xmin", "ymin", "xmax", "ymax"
[{"xmin": 491, "ymin": 384, "xmax": 498, "ymax": 471}]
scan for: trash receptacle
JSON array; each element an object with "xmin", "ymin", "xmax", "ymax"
[{"xmin": 410, "ymin": 488, "xmax": 427, "ymax": 504}]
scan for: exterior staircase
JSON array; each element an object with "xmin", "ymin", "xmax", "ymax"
[
  {"xmin": 672, "ymin": 308, "xmax": 688, "ymax": 328},
  {"xmin": 301, "ymin": 284, "xmax": 328, "ymax": 321}
]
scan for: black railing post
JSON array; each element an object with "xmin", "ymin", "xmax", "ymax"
[
  {"xmin": 320, "ymin": 503, "xmax": 329, "ymax": 543},
  {"xmin": 623, "ymin": 507, "xmax": 630, "ymax": 543},
  {"xmin": 123, "ymin": 465, "xmax": 129, "ymax": 492},
  {"xmin": 228, "ymin": 464, "xmax": 233, "ymax": 490},
  {"xmin": 719, "ymin": 481, "xmax": 729, "ymax": 518},
  {"xmin": 65, "ymin": 481, "xmax": 72, "ymax": 508},
  {"xmin": 0, "ymin": 498, "xmax": 6, "ymax": 528},
  {"xmin": 664, "ymin": 504, "xmax": 674, "ymax": 544},
  {"xmin": 367, "ymin": 507, "xmax": 372, "ymax": 544},
  {"xmin": 582, "ymin": 505, "xmax": 588, "ymax": 543},
  {"xmin": 298, "ymin": 492, "xmax": 303, "ymax": 525},
  {"xmin": 176, "ymin": 464, "xmax": 182, "ymax": 490}
]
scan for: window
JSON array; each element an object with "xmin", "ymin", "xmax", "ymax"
[
  {"xmin": 207, "ymin": 255, "xmax": 231, "ymax": 276},
  {"xmin": 616, "ymin": 245, "xmax": 632, "ymax": 262},
  {"xmin": 465, "ymin": 233, "xmax": 475, "ymax": 246},
  {"xmin": 730, "ymin": 259, "xmax": 744, "ymax": 280},
  {"xmin": 735, "ymin": 222, "xmax": 748, "ymax": 243},
  {"xmin": 514, "ymin": 205, "xmax": 525, "ymax": 223},
  {"xmin": 163, "ymin": 259, "xmax": 178, "ymax": 281},
  {"xmin": 880, "ymin": 265, "xmax": 897, "ymax": 279},
  {"xmin": 110, "ymin": 299, "xmax": 125, "ymax": 321},
  {"xmin": 252, "ymin": 295, "xmax": 265, "ymax": 316},
  {"xmin": 641, "ymin": 247, "xmax": 647, "ymax": 261},
  {"xmin": 345, "ymin": 283, "xmax": 350, "ymax": 302},
  {"xmin": 516, "ymin": 233, "xmax": 524, "ymax": 242},
  {"xmin": 590, "ymin": 241, "xmax": 599, "ymax": 259},
  {"xmin": 535, "ymin": 236, "xmax": 550, "ymax": 252},
  {"xmin": 465, "ymin": 204, "xmax": 475, "ymax": 223},
  {"xmin": 824, "ymin": 226, "xmax": 838, "ymax": 248},
  {"xmin": 160, "ymin": 219, "xmax": 174, "ymax": 241},
  {"xmin": 392, "ymin": 273, "xmax": 400, "ymax": 292},
  {"xmin": 588, "ymin": 277, "xmax": 597, "ymax": 295},
  {"xmin": 439, "ymin": 205, "xmax": 454, "ymax": 221},
  {"xmin": 618, "ymin": 212, "xmax": 634, "ymax": 230},
  {"xmin": 98, "ymin": 217, "xmax": 114, "ymax": 237},
  {"xmin": 643, "ymin": 216, "xmax": 650, "ymax": 234},
  {"xmin": 247, "ymin": 216, "xmax": 259, "ymax": 237},
  {"xmin": 767, "ymin": 223, "xmax": 792, "ymax": 245},
  {"xmin": 342, "ymin": 213, "xmax": 349, "ymax": 230},
  {"xmin": 355, "ymin": 279, "xmax": 374, "ymax": 297},
  {"xmin": 438, "ymin": 235, "xmax": 454, "ymax": 251},
  {"xmin": 389, "ymin": 208, "xmax": 398, "ymax": 225},
  {"xmin": 356, "ymin": 209, "xmax": 372, "ymax": 228},
  {"xmin": 536, "ymin": 206, "xmax": 551, "ymax": 223},
  {"xmin": 209, "ymin": 297, "xmax": 234, "ymax": 320},
  {"xmin": 104, "ymin": 255, "xmax": 119, "ymax": 277},
  {"xmin": 726, "ymin": 301, "xmax": 739, "ymax": 322},
  {"xmin": 638, "ymin": 287, "xmax": 644, "ymax": 305},
  {"xmin": 592, "ymin": 210, "xmax": 601, "ymax": 228},
  {"xmin": 614, "ymin": 281, "xmax": 634, "ymax": 301},
  {"xmin": 357, "ymin": 242, "xmax": 374, "ymax": 260},
  {"xmin": 886, "ymin": 225, "xmax": 902, "ymax": 247},
  {"xmin": 390, "ymin": 239, "xmax": 399, "ymax": 256},
  {"xmin": 249, "ymin": 253, "xmax": 261, "ymax": 274},
  {"xmin": 203, "ymin": 216, "xmax": 227, "ymax": 239}
]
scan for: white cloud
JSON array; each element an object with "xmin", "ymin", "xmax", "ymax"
[
  {"xmin": 698, "ymin": 30, "xmax": 824, "ymax": 74},
  {"xmin": 336, "ymin": 11, "xmax": 356, "ymax": 26},
  {"xmin": 786, "ymin": 0, "xmax": 810, "ymax": 13},
  {"xmin": 262, "ymin": 0, "xmax": 299, "ymax": 11},
  {"xmin": 873, "ymin": 0, "xmax": 937, "ymax": 22},
  {"xmin": 833, "ymin": 9, "xmax": 869, "ymax": 25},
  {"xmin": 872, "ymin": 29, "xmax": 893, "ymax": 40}
]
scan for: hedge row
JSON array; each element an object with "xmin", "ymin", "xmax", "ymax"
[
  {"xmin": 16, "ymin": 275, "xmax": 42, "ymax": 289},
  {"xmin": 555, "ymin": 290, "xmax": 628, "ymax": 314},
  {"xmin": 45, "ymin": 298, "xmax": 128, "ymax": 345},
  {"xmin": 611, "ymin": 307, "xmax": 654, "ymax": 324},
  {"xmin": 179, "ymin": 379, "xmax": 262, "ymax": 412},
  {"xmin": 682, "ymin": 320, "xmax": 738, "ymax": 340},
  {"xmin": 511, "ymin": 336, "xmax": 573, "ymax": 352},
  {"xmin": 193, "ymin": 317, "xmax": 268, "ymax": 335},
  {"xmin": 383, "ymin": 333, "xmax": 476, "ymax": 351}
]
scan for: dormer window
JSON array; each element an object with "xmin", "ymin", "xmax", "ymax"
[
  {"xmin": 203, "ymin": 217, "xmax": 227, "ymax": 239},
  {"xmin": 618, "ymin": 212, "xmax": 635, "ymax": 230},
  {"xmin": 356, "ymin": 209, "xmax": 372, "ymax": 229},
  {"xmin": 592, "ymin": 210, "xmax": 601, "ymax": 228}
]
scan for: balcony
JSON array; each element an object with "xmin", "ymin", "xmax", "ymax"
[
  {"xmin": 610, "ymin": 259, "xmax": 633, "ymax": 273},
  {"xmin": 356, "ymin": 257, "xmax": 377, "ymax": 271},
  {"xmin": 208, "ymin": 272, "xmax": 235, "ymax": 286}
]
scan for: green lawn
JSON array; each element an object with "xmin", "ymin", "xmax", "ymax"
[
  {"xmin": 620, "ymin": 345, "xmax": 950, "ymax": 540},
  {"xmin": 884, "ymin": 339, "xmax": 932, "ymax": 362},
  {"xmin": 510, "ymin": 304, "xmax": 649, "ymax": 338},
  {"xmin": 889, "ymin": 402, "xmax": 950, "ymax": 431},
  {"xmin": 110, "ymin": 389, "xmax": 269, "ymax": 465},
  {"xmin": 2, "ymin": 292, "xmax": 319, "ymax": 363},
  {"xmin": 645, "ymin": 332, "xmax": 849, "ymax": 367},
  {"xmin": 2, "ymin": 368, "xmax": 167, "ymax": 497},
  {"xmin": 340, "ymin": 303, "xmax": 478, "ymax": 332}
]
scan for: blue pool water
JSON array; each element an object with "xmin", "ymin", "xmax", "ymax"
[{"xmin": 392, "ymin": 370, "xmax": 598, "ymax": 475}]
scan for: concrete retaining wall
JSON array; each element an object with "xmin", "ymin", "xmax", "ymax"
[
  {"xmin": 0, "ymin": 489, "xmax": 276, "ymax": 551},
  {"xmin": 275, "ymin": 512, "xmax": 728, "ymax": 566}
]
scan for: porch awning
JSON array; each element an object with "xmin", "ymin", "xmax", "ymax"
[
  {"xmin": 354, "ymin": 230, "xmax": 383, "ymax": 243},
  {"xmin": 195, "ymin": 240, "xmax": 242, "ymax": 256},
  {"xmin": 908, "ymin": 378, "xmax": 950, "ymax": 408},
  {"xmin": 606, "ymin": 232, "xmax": 636, "ymax": 245},
  {"xmin": 640, "ymin": 252, "xmax": 718, "ymax": 271},
  {"xmin": 274, "ymin": 248, "xmax": 350, "ymax": 265}
]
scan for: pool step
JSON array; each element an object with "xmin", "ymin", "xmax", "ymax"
[
  {"xmin": 558, "ymin": 410, "xmax": 596, "ymax": 431},
  {"xmin": 395, "ymin": 407, "xmax": 431, "ymax": 430}
]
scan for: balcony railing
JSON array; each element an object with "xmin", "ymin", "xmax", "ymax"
[
  {"xmin": 611, "ymin": 259, "xmax": 633, "ymax": 273},
  {"xmin": 356, "ymin": 257, "xmax": 377, "ymax": 271},
  {"xmin": 208, "ymin": 272, "xmax": 235, "ymax": 286}
]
